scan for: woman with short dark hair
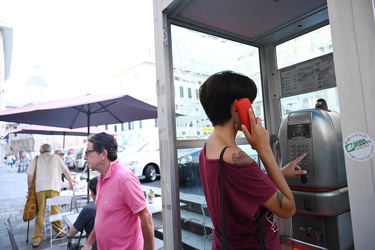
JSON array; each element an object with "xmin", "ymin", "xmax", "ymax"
[{"xmin": 199, "ymin": 70, "xmax": 307, "ymax": 249}]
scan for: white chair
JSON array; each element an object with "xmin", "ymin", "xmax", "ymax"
[
  {"xmin": 41, "ymin": 190, "xmax": 72, "ymax": 240},
  {"xmin": 5, "ymin": 217, "xmax": 61, "ymax": 250},
  {"xmin": 4, "ymin": 217, "xmax": 18, "ymax": 250},
  {"xmin": 46, "ymin": 195, "xmax": 73, "ymax": 246}
]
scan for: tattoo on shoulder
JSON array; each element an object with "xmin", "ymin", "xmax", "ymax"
[
  {"xmin": 276, "ymin": 191, "xmax": 284, "ymax": 208},
  {"xmin": 231, "ymin": 150, "xmax": 253, "ymax": 165}
]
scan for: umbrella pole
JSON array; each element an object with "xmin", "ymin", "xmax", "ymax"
[
  {"xmin": 87, "ymin": 163, "xmax": 90, "ymax": 203},
  {"xmin": 87, "ymin": 114, "xmax": 91, "ymax": 204}
]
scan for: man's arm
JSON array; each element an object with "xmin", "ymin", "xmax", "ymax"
[
  {"xmin": 27, "ymin": 174, "xmax": 33, "ymax": 189},
  {"xmin": 138, "ymin": 207, "xmax": 154, "ymax": 250},
  {"xmin": 26, "ymin": 158, "xmax": 36, "ymax": 189},
  {"xmin": 81, "ymin": 228, "xmax": 96, "ymax": 250},
  {"xmin": 73, "ymin": 206, "xmax": 95, "ymax": 250},
  {"xmin": 62, "ymin": 168, "xmax": 75, "ymax": 190},
  {"xmin": 68, "ymin": 225, "xmax": 79, "ymax": 237}
]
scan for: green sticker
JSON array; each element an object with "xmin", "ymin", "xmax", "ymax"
[{"xmin": 344, "ymin": 132, "xmax": 374, "ymax": 161}]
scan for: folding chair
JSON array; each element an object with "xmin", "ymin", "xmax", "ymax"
[
  {"xmin": 70, "ymin": 195, "xmax": 89, "ymax": 213},
  {"xmin": 4, "ymin": 217, "xmax": 18, "ymax": 250},
  {"xmin": 46, "ymin": 195, "xmax": 73, "ymax": 247},
  {"xmin": 5, "ymin": 217, "xmax": 61, "ymax": 250}
]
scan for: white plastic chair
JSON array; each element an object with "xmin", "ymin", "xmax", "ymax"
[
  {"xmin": 4, "ymin": 217, "xmax": 18, "ymax": 250},
  {"xmin": 46, "ymin": 195, "xmax": 73, "ymax": 246},
  {"xmin": 5, "ymin": 217, "xmax": 61, "ymax": 250}
]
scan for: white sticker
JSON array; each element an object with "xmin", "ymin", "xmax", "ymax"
[{"xmin": 344, "ymin": 132, "xmax": 374, "ymax": 161}]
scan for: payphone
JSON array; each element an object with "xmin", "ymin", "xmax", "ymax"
[
  {"xmin": 278, "ymin": 108, "xmax": 353, "ymax": 249},
  {"xmin": 278, "ymin": 108, "xmax": 347, "ymax": 191}
]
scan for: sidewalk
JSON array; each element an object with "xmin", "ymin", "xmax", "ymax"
[{"xmin": 0, "ymin": 164, "xmax": 68, "ymax": 249}]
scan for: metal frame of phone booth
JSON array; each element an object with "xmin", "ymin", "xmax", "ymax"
[{"xmin": 153, "ymin": 0, "xmax": 375, "ymax": 249}]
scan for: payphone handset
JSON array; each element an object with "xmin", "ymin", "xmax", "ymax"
[
  {"xmin": 278, "ymin": 109, "xmax": 347, "ymax": 191},
  {"xmin": 234, "ymin": 98, "xmax": 256, "ymax": 133}
]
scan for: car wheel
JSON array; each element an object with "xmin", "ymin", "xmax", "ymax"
[{"xmin": 144, "ymin": 164, "xmax": 157, "ymax": 182}]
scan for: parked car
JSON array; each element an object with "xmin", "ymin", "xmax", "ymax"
[
  {"xmin": 80, "ymin": 140, "xmax": 151, "ymax": 181},
  {"xmin": 118, "ymin": 139, "xmax": 150, "ymax": 158},
  {"xmin": 177, "ymin": 148, "xmax": 201, "ymax": 186},
  {"xmin": 119, "ymin": 140, "xmax": 200, "ymax": 185},
  {"xmin": 74, "ymin": 148, "xmax": 86, "ymax": 171},
  {"xmin": 64, "ymin": 147, "xmax": 84, "ymax": 170},
  {"xmin": 119, "ymin": 139, "xmax": 160, "ymax": 182}
]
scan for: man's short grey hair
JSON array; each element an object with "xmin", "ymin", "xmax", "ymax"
[{"xmin": 40, "ymin": 144, "xmax": 52, "ymax": 154}]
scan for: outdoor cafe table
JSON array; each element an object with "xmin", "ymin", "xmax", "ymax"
[{"xmin": 148, "ymin": 196, "xmax": 163, "ymax": 214}]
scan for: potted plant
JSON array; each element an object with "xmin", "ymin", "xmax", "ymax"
[{"xmin": 147, "ymin": 189, "xmax": 155, "ymax": 204}]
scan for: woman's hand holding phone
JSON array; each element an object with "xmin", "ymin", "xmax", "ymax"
[
  {"xmin": 234, "ymin": 98, "xmax": 255, "ymax": 133},
  {"xmin": 240, "ymin": 103, "xmax": 270, "ymax": 153}
]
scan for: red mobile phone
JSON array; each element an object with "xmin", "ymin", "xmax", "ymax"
[{"xmin": 234, "ymin": 98, "xmax": 256, "ymax": 133}]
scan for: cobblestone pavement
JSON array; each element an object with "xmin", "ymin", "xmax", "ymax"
[{"xmin": 0, "ymin": 164, "xmax": 68, "ymax": 249}]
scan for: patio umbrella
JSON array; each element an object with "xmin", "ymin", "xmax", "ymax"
[
  {"xmin": 0, "ymin": 93, "xmax": 158, "ymax": 201},
  {"xmin": 0, "ymin": 93, "xmax": 158, "ymax": 133},
  {"xmin": 4, "ymin": 124, "xmax": 118, "ymax": 148}
]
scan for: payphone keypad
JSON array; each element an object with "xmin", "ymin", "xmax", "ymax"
[
  {"xmin": 290, "ymin": 143, "xmax": 310, "ymax": 160},
  {"xmin": 289, "ymin": 142, "xmax": 310, "ymax": 183}
]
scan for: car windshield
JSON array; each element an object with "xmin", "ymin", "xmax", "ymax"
[
  {"xmin": 122, "ymin": 140, "xmax": 149, "ymax": 155},
  {"xmin": 142, "ymin": 140, "xmax": 159, "ymax": 152}
]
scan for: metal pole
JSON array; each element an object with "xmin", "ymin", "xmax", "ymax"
[{"xmin": 86, "ymin": 112, "xmax": 90, "ymax": 203}]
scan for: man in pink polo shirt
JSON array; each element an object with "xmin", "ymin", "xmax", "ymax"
[{"xmin": 81, "ymin": 133, "xmax": 154, "ymax": 250}]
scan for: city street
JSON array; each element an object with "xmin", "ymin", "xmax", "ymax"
[
  {"xmin": 0, "ymin": 163, "xmax": 63, "ymax": 249},
  {"xmin": 0, "ymin": 162, "xmax": 205, "ymax": 249}
]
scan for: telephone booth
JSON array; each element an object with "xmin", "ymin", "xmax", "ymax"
[{"xmin": 153, "ymin": 0, "xmax": 375, "ymax": 249}]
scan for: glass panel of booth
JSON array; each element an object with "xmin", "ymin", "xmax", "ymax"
[
  {"xmin": 280, "ymin": 88, "xmax": 340, "ymax": 116},
  {"xmin": 171, "ymin": 25, "xmax": 264, "ymax": 141},
  {"xmin": 170, "ymin": 25, "xmax": 264, "ymax": 249},
  {"xmin": 276, "ymin": 25, "xmax": 332, "ymax": 69}
]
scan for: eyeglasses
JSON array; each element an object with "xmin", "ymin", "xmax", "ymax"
[{"xmin": 85, "ymin": 149, "xmax": 96, "ymax": 156}]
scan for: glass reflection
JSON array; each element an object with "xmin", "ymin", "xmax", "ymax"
[{"xmin": 171, "ymin": 24, "xmax": 262, "ymax": 249}]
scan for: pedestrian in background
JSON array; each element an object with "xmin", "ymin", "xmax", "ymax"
[
  {"xmin": 7, "ymin": 153, "xmax": 15, "ymax": 171},
  {"xmin": 82, "ymin": 132, "xmax": 154, "ymax": 250},
  {"xmin": 26, "ymin": 144, "xmax": 76, "ymax": 247}
]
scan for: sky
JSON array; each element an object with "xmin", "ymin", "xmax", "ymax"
[{"xmin": 0, "ymin": 0, "xmax": 155, "ymax": 104}]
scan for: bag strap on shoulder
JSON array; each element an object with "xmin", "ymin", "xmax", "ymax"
[{"xmin": 220, "ymin": 146, "xmax": 230, "ymax": 250}]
